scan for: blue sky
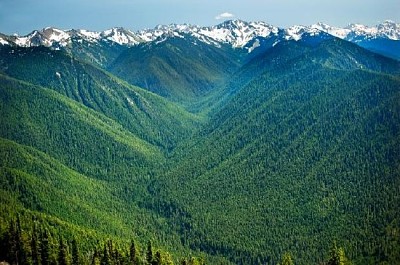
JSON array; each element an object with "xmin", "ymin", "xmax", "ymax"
[{"xmin": 1, "ymin": 0, "xmax": 399, "ymax": 35}]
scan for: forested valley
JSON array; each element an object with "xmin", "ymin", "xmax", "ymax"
[{"xmin": 0, "ymin": 32, "xmax": 399, "ymax": 265}]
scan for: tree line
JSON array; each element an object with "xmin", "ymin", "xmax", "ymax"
[
  {"xmin": 0, "ymin": 216, "xmax": 353, "ymax": 265},
  {"xmin": 0, "ymin": 216, "xmax": 208, "ymax": 265}
]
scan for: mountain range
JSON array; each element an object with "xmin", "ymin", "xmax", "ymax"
[
  {"xmin": 0, "ymin": 19, "xmax": 399, "ymax": 265},
  {"xmin": 1, "ymin": 20, "xmax": 400, "ymax": 60}
]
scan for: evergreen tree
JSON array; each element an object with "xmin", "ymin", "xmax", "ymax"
[
  {"xmin": 0, "ymin": 228, "xmax": 7, "ymax": 262},
  {"xmin": 6, "ymin": 221, "xmax": 18, "ymax": 265},
  {"xmin": 31, "ymin": 221, "xmax": 41, "ymax": 265},
  {"xmin": 279, "ymin": 252, "xmax": 294, "ymax": 265},
  {"xmin": 91, "ymin": 248, "xmax": 100, "ymax": 265},
  {"xmin": 71, "ymin": 239, "xmax": 79, "ymax": 265},
  {"xmin": 187, "ymin": 257, "xmax": 200, "ymax": 265},
  {"xmin": 129, "ymin": 240, "xmax": 137, "ymax": 265},
  {"xmin": 146, "ymin": 241, "xmax": 153, "ymax": 265},
  {"xmin": 16, "ymin": 216, "xmax": 30, "ymax": 265},
  {"xmin": 113, "ymin": 247, "xmax": 122, "ymax": 265},
  {"xmin": 154, "ymin": 251, "xmax": 162, "ymax": 265},
  {"xmin": 163, "ymin": 252, "xmax": 174, "ymax": 265},
  {"xmin": 58, "ymin": 237, "xmax": 69, "ymax": 265},
  {"xmin": 40, "ymin": 230, "xmax": 51, "ymax": 265},
  {"xmin": 101, "ymin": 243, "xmax": 111, "ymax": 265},
  {"xmin": 328, "ymin": 243, "xmax": 351, "ymax": 265},
  {"xmin": 107, "ymin": 240, "xmax": 114, "ymax": 262}
]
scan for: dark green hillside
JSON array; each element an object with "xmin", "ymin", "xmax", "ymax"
[
  {"xmin": 0, "ymin": 135, "xmax": 205, "ymax": 260},
  {"xmin": 354, "ymin": 38, "xmax": 400, "ymax": 61},
  {"xmin": 224, "ymin": 41, "xmax": 314, "ymax": 96},
  {"xmin": 0, "ymin": 46, "xmax": 199, "ymax": 150},
  {"xmin": 66, "ymin": 35, "xmax": 129, "ymax": 68},
  {"xmin": 307, "ymin": 38, "xmax": 400, "ymax": 72},
  {"xmin": 229, "ymin": 38, "xmax": 399, "ymax": 95},
  {"xmin": 0, "ymin": 189, "xmax": 199, "ymax": 265},
  {"xmin": 0, "ymin": 74, "xmax": 162, "ymax": 180},
  {"xmin": 156, "ymin": 54, "xmax": 400, "ymax": 264},
  {"xmin": 0, "ymin": 137, "xmax": 142, "ymax": 237},
  {"xmin": 0, "ymin": 74, "xmax": 221, "ymax": 263},
  {"xmin": 109, "ymin": 36, "xmax": 242, "ymax": 104}
]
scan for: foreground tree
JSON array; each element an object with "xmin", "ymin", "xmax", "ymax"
[
  {"xmin": 279, "ymin": 252, "xmax": 294, "ymax": 265},
  {"xmin": 146, "ymin": 241, "xmax": 153, "ymax": 265},
  {"xmin": 129, "ymin": 240, "xmax": 137, "ymax": 265},
  {"xmin": 58, "ymin": 237, "xmax": 69, "ymax": 265},
  {"xmin": 71, "ymin": 239, "xmax": 80, "ymax": 265},
  {"xmin": 327, "ymin": 243, "xmax": 351, "ymax": 265}
]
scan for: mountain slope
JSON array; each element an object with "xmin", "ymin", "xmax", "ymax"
[
  {"xmin": 220, "ymin": 38, "xmax": 399, "ymax": 109},
  {"xmin": 152, "ymin": 40, "xmax": 400, "ymax": 264},
  {"xmin": 109, "ymin": 35, "xmax": 242, "ymax": 104},
  {"xmin": 0, "ymin": 45, "xmax": 200, "ymax": 150},
  {"xmin": 0, "ymin": 73, "xmax": 223, "ymax": 263},
  {"xmin": 0, "ymin": 73, "xmax": 162, "ymax": 180}
]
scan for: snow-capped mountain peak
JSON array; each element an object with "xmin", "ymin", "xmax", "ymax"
[
  {"xmin": 1, "ymin": 20, "xmax": 398, "ymax": 56},
  {"xmin": 101, "ymin": 27, "xmax": 141, "ymax": 45},
  {"xmin": 41, "ymin": 27, "xmax": 70, "ymax": 44},
  {"xmin": 344, "ymin": 21, "xmax": 400, "ymax": 41},
  {"xmin": 376, "ymin": 20, "xmax": 400, "ymax": 40},
  {"xmin": 309, "ymin": 21, "xmax": 400, "ymax": 41},
  {"xmin": 285, "ymin": 25, "xmax": 314, "ymax": 41},
  {"xmin": 195, "ymin": 19, "xmax": 279, "ymax": 48},
  {"xmin": 311, "ymin": 23, "xmax": 351, "ymax": 39},
  {"xmin": 72, "ymin": 29, "xmax": 101, "ymax": 41}
]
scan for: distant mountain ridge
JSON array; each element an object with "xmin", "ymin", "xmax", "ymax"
[{"xmin": 1, "ymin": 20, "xmax": 399, "ymax": 59}]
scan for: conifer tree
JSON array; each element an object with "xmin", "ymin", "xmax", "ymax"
[
  {"xmin": 163, "ymin": 252, "xmax": 174, "ymax": 265},
  {"xmin": 16, "ymin": 216, "xmax": 29, "ymax": 265},
  {"xmin": 279, "ymin": 252, "xmax": 294, "ymax": 265},
  {"xmin": 146, "ymin": 241, "xmax": 153, "ymax": 265},
  {"xmin": 154, "ymin": 251, "xmax": 162, "ymax": 265},
  {"xmin": 188, "ymin": 257, "xmax": 200, "ymax": 265},
  {"xmin": 7, "ymin": 221, "xmax": 18, "ymax": 265},
  {"xmin": 91, "ymin": 248, "xmax": 100, "ymax": 265},
  {"xmin": 3, "ymin": 221, "xmax": 16, "ymax": 265},
  {"xmin": 129, "ymin": 240, "xmax": 137, "ymax": 265},
  {"xmin": 101, "ymin": 243, "xmax": 111, "ymax": 265},
  {"xmin": 40, "ymin": 230, "xmax": 51, "ymax": 265},
  {"xmin": 328, "ymin": 243, "xmax": 351, "ymax": 265},
  {"xmin": 71, "ymin": 239, "xmax": 80, "ymax": 265},
  {"xmin": 58, "ymin": 237, "xmax": 69, "ymax": 265},
  {"xmin": 31, "ymin": 221, "xmax": 40, "ymax": 265}
]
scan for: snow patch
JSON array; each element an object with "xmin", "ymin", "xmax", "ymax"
[
  {"xmin": 0, "ymin": 38, "xmax": 9, "ymax": 45},
  {"xmin": 272, "ymin": 40, "xmax": 280, "ymax": 47},
  {"xmin": 78, "ymin": 29, "xmax": 101, "ymax": 40},
  {"xmin": 102, "ymin": 28, "xmax": 140, "ymax": 45},
  {"xmin": 311, "ymin": 23, "xmax": 350, "ymax": 39},
  {"xmin": 247, "ymin": 39, "xmax": 260, "ymax": 53},
  {"xmin": 15, "ymin": 36, "xmax": 30, "ymax": 46},
  {"xmin": 285, "ymin": 25, "xmax": 306, "ymax": 41}
]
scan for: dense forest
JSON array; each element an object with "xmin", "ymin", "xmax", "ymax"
[
  {"xmin": 0, "ymin": 215, "xmax": 351, "ymax": 265},
  {"xmin": 0, "ymin": 31, "xmax": 399, "ymax": 265}
]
